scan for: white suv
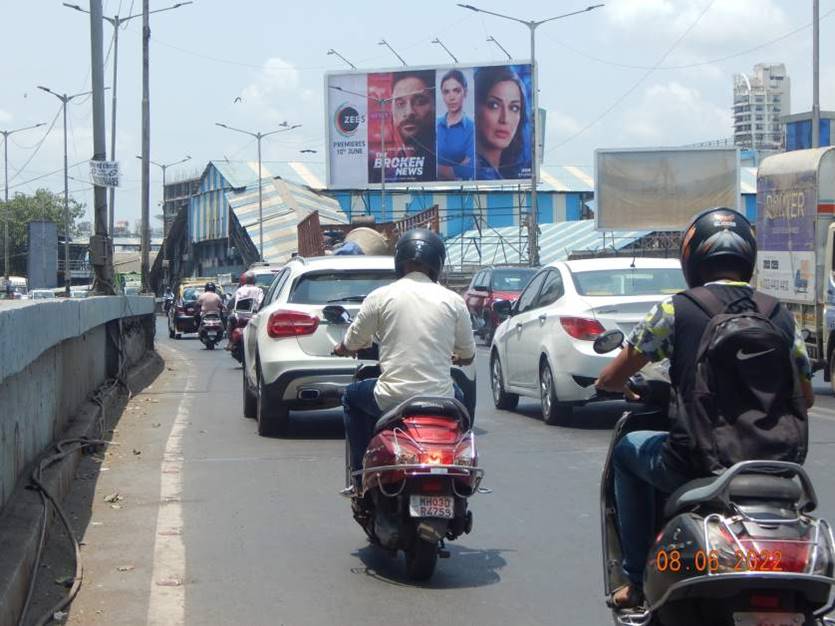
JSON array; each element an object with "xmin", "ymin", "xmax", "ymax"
[{"xmin": 242, "ymin": 255, "xmax": 397, "ymax": 436}]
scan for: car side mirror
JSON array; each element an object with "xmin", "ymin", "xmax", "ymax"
[
  {"xmin": 473, "ymin": 284, "xmax": 489, "ymax": 293},
  {"xmin": 492, "ymin": 299, "xmax": 512, "ymax": 317},
  {"xmin": 593, "ymin": 329, "xmax": 625, "ymax": 354}
]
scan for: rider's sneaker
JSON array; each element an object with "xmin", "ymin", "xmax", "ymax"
[{"xmin": 339, "ymin": 485, "xmax": 356, "ymax": 498}]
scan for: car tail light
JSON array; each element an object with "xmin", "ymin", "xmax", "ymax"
[
  {"xmin": 267, "ymin": 310, "xmax": 320, "ymax": 338},
  {"xmin": 560, "ymin": 317, "xmax": 605, "ymax": 340}
]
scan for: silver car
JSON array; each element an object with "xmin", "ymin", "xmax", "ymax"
[{"xmin": 242, "ymin": 255, "xmax": 397, "ymax": 436}]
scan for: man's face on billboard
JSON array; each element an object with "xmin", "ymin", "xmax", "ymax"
[{"xmin": 391, "ymin": 76, "xmax": 433, "ymax": 141}]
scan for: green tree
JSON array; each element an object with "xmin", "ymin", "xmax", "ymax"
[{"xmin": 1, "ymin": 188, "xmax": 85, "ymax": 276}]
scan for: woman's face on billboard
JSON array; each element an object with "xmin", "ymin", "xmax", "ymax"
[
  {"xmin": 477, "ymin": 79, "xmax": 522, "ymax": 151},
  {"xmin": 441, "ymin": 77, "xmax": 466, "ymax": 115}
]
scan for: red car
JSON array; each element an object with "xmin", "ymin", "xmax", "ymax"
[{"xmin": 464, "ymin": 265, "xmax": 538, "ymax": 343}]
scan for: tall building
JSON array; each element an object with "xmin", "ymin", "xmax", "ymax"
[{"xmin": 733, "ymin": 63, "xmax": 790, "ymax": 151}]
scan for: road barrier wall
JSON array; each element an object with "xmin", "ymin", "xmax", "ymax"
[{"xmin": 0, "ymin": 296, "xmax": 155, "ymax": 512}]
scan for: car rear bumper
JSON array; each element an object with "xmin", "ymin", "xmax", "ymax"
[
  {"xmin": 261, "ymin": 365, "xmax": 360, "ymax": 411},
  {"xmin": 174, "ymin": 316, "xmax": 199, "ymax": 332},
  {"xmin": 551, "ymin": 342, "xmax": 617, "ymax": 403}
]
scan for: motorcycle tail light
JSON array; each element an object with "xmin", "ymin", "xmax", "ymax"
[
  {"xmin": 267, "ymin": 310, "xmax": 319, "ymax": 338},
  {"xmin": 749, "ymin": 594, "xmax": 781, "ymax": 610},
  {"xmin": 416, "ymin": 478, "xmax": 446, "ymax": 494},
  {"xmin": 453, "ymin": 433, "xmax": 477, "ymax": 467},
  {"xmin": 418, "ymin": 449, "xmax": 453, "ymax": 465},
  {"xmin": 560, "ymin": 317, "xmax": 605, "ymax": 340}
]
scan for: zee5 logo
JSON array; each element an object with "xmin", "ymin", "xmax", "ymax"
[{"xmin": 334, "ymin": 103, "xmax": 365, "ymax": 137}]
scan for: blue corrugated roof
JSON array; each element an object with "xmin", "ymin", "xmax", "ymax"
[{"xmin": 445, "ymin": 221, "xmax": 649, "ymax": 268}]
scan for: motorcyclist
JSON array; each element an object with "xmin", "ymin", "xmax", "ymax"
[
  {"xmin": 234, "ymin": 271, "xmax": 264, "ymax": 309},
  {"xmin": 196, "ymin": 282, "xmax": 224, "ymax": 319},
  {"xmin": 595, "ymin": 207, "xmax": 815, "ymax": 609},
  {"xmin": 333, "ymin": 228, "xmax": 476, "ymax": 493}
]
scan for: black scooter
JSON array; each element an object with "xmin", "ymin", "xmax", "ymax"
[{"xmin": 595, "ymin": 329, "xmax": 835, "ymax": 626}]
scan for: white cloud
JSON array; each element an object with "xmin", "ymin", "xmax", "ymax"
[
  {"xmin": 620, "ymin": 81, "xmax": 729, "ymax": 144},
  {"xmin": 0, "ymin": 109, "xmax": 12, "ymax": 124},
  {"xmin": 239, "ymin": 57, "xmax": 316, "ymax": 125}
]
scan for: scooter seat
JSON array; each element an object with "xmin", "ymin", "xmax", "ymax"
[
  {"xmin": 374, "ymin": 396, "xmax": 471, "ymax": 435},
  {"xmin": 664, "ymin": 473, "xmax": 803, "ymax": 519}
]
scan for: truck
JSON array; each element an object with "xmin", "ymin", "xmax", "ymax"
[{"xmin": 755, "ymin": 146, "xmax": 835, "ymax": 388}]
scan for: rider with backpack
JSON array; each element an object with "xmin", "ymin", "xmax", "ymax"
[{"xmin": 595, "ymin": 207, "xmax": 815, "ymax": 609}]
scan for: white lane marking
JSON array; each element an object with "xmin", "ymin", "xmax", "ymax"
[{"xmin": 147, "ymin": 345, "xmax": 191, "ymax": 626}]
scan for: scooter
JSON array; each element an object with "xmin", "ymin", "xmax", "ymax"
[
  {"xmin": 198, "ymin": 312, "xmax": 224, "ymax": 350},
  {"xmin": 226, "ymin": 297, "xmax": 255, "ymax": 363},
  {"xmin": 325, "ymin": 305, "xmax": 486, "ymax": 581},
  {"xmin": 595, "ymin": 329, "xmax": 835, "ymax": 626}
]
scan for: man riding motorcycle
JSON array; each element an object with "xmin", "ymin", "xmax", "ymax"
[
  {"xmin": 333, "ymin": 228, "xmax": 476, "ymax": 493},
  {"xmin": 595, "ymin": 207, "xmax": 815, "ymax": 609},
  {"xmin": 196, "ymin": 282, "xmax": 224, "ymax": 321},
  {"xmin": 233, "ymin": 271, "xmax": 264, "ymax": 309}
]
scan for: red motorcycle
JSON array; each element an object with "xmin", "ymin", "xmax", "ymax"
[
  {"xmin": 343, "ymin": 365, "xmax": 485, "ymax": 581},
  {"xmin": 226, "ymin": 297, "xmax": 256, "ymax": 364}
]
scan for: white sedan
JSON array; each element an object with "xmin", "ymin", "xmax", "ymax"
[{"xmin": 489, "ymin": 257, "xmax": 685, "ymax": 425}]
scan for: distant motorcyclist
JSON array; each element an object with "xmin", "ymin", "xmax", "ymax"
[
  {"xmin": 234, "ymin": 271, "xmax": 264, "ymax": 309},
  {"xmin": 595, "ymin": 207, "xmax": 814, "ymax": 609},
  {"xmin": 333, "ymin": 228, "xmax": 476, "ymax": 493},
  {"xmin": 196, "ymin": 282, "xmax": 224, "ymax": 317}
]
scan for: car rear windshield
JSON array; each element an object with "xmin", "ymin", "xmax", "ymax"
[
  {"xmin": 254, "ymin": 273, "xmax": 277, "ymax": 287},
  {"xmin": 288, "ymin": 270, "xmax": 396, "ymax": 304},
  {"xmin": 491, "ymin": 269, "xmax": 536, "ymax": 291},
  {"xmin": 572, "ymin": 267, "xmax": 685, "ymax": 297},
  {"xmin": 183, "ymin": 288, "xmax": 203, "ymax": 301}
]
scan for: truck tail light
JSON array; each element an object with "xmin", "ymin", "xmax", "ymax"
[
  {"xmin": 560, "ymin": 317, "xmax": 605, "ymax": 340},
  {"xmin": 267, "ymin": 310, "xmax": 319, "ymax": 338}
]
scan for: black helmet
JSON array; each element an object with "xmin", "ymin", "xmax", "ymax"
[
  {"xmin": 205, "ymin": 282, "xmax": 216, "ymax": 293},
  {"xmin": 394, "ymin": 228, "xmax": 446, "ymax": 282},
  {"xmin": 680, "ymin": 207, "xmax": 756, "ymax": 288}
]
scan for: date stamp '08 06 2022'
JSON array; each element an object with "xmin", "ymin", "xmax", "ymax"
[{"xmin": 654, "ymin": 549, "xmax": 787, "ymax": 574}]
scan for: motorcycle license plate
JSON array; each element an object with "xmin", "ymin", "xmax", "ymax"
[
  {"xmin": 409, "ymin": 495, "xmax": 454, "ymax": 519},
  {"xmin": 732, "ymin": 613, "xmax": 803, "ymax": 626}
]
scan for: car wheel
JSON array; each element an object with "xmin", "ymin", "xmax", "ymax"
[
  {"xmin": 242, "ymin": 357, "xmax": 257, "ymax": 419},
  {"xmin": 829, "ymin": 350, "xmax": 835, "ymax": 396},
  {"xmin": 256, "ymin": 361, "xmax": 289, "ymax": 437},
  {"xmin": 540, "ymin": 361, "xmax": 573, "ymax": 426},
  {"xmin": 490, "ymin": 352, "xmax": 518, "ymax": 411}
]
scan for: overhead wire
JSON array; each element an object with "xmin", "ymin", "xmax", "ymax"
[
  {"xmin": 545, "ymin": 0, "xmax": 718, "ymax": 153},
  {"xmin": 543, "ymin": 5, "xmax": 835, "ymax": 71},
  {"xmin": 6, "ymin": 106, "xmax": 62, "ymax": 184}
]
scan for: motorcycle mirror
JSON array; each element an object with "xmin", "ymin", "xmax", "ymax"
[
  {"xmin": 322, "ymin": 305, "xmax": 352, "ymax": 325},
  {"xmin": 593, "ymin": 329, "xmax": 624, "ymax": 354}
]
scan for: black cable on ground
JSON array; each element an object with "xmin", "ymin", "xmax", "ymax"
[{"xmin": 16, "ymin": 437, "xmax": 111, "ymax": 626}]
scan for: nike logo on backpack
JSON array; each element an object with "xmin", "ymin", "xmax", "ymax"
[{"xmin": 736, "ymin": 348, "xmax": 775, "ymax": 361}]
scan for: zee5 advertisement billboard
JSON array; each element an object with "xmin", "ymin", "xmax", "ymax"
[{"xmin": 326, "ymin": 62, "xmax": 533, "ymax": 188}]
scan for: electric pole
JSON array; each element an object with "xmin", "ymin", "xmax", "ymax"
[{"xmin": 140, "ymin": 0, "xmax": 151, "ymax": 292}]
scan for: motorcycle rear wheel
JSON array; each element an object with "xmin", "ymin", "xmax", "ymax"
[{"xmin": 405, "ymin": 539, "xmax": 438, "ymax": 581}]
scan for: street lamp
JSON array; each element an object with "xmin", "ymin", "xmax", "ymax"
[
  {"xmin": 2, "ymin": 122, "xmax": 45, "ymax": 286},
  {"xmin": 432, "ymin": 38, "xmax": 459, "ymax": 63},
  {"xmin": 38, "ymin": 85, "xmax": 95, "ymax": 295},
  {"xmin": 215, "ymin": 122, "xmax": 300, "ymax": 260},
  {"xmin": 486, "ymin": 35, "xmax": 513, "ymax": 61},
  {"xmin": 458, "ymin": 3, "xmax": 605, "ymax": 266},
  {"xmin": 378, "ymin": 39, "xmax": 407, "ymax": 66},
  {"xmin": 64, "ymin": 1, "xmax": 193, "ymax": 237},
  {"xmin": 326, "ymin": 48, "xmax": 357, "ymax": 70}
]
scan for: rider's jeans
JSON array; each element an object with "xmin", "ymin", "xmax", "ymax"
[
  {"xmin": 343, "ymin": 379, "xmax": 384, "ymax": 475},
  {"xmin": 342, "ymin": 378, "xmax": 465, "ymax": 476},
  {"xmin": 613, "ymin": 431, "xmax": 689, "ymax": 586}
]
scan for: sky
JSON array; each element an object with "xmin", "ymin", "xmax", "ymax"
[{"xmin": 2, "ymin": 0, "xmax": 834, "ymax": 226}]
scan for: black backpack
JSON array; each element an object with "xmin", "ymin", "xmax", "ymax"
[{"xmin": 678, "ymin": 287, "xmax": 808, "ymax": 475}]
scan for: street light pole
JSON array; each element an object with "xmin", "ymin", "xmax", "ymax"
[
  {"xmin": 458, "ymin": 3, "xmax": 604, "ymax": 266},
  {"xmin": 64, "ymin": 1, "xmax": 192, "ymax": 237},
  {"xmin": 378, "ymin": 39, "xmax": 407, "ymax": 66},
  {"xmin": 326, "ymin": 48, "xmax": 357, "ymax": 70},
  {"xmin": 486, "ymin": 35, "xmax": 513, "ymax": 61},
  {"xmin": 812, "ymin": 0, "xmax": 820, "ymax": 149},
  {"xmin": 38, "ymin": 86, "xmax": 93, "ymax": 294},
  {"xmin": 215, "ymin": 123, "xmax": 300, "ymax": 260},
  {"xmin": 431, "ymin": 38, "xmax": 459, "ymax": 63},
  {"xmin": 2, "ymin": 123, "xmax": 45, "ymax": 285}
]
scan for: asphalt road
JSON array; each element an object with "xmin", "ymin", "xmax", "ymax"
[{"xmin": 46, "ymin": 318, "xmax": 835, "ymax": 626}]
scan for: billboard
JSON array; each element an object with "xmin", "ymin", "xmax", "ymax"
[
  {"xmin": 595, "ymin": 148, "xmax": 739, "ymax": 231},
  {"xmin": 326, "ymin": 62, "xmax": 533, "ymax": 188}
]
